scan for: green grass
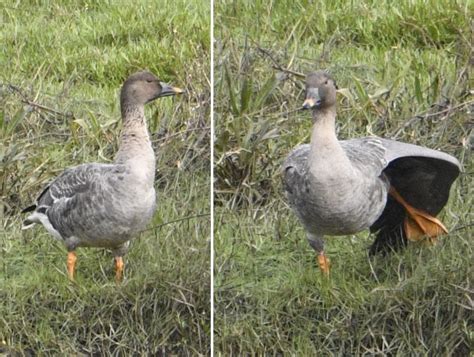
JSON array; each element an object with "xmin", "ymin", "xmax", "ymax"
[
  {"xmin": 2, "ymin": 0, "xmax": 472, "ymax": 354},
  {"xmin": 214, "ymin": 0, "xmax": 472, "ymax": 354},
  {"xmin": 1, "ymin": 1, "xmax": 210, "ymax": 355}
]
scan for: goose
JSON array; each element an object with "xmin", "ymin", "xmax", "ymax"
[
  {"xmin": 282, "ymin": 70, "xmax": 460, "ymax": 274},
  {"xmin": 22, "ymin": 71, "xmax": 183, "ymax": 281}
]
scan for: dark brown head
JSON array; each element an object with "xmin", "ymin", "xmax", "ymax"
[
  {"xmin": 120, "ymin": 71, "xmax": 183, "ymax": 108},
  {"xmin": 302, "ymin": 71, "xmax": 337, "ymax": 110}
]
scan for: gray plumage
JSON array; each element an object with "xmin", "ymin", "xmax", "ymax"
[
  {"xmin": 23, "ymin": 163, "xmax": 155, "ymax": 255},
  {"xmin": 22, "ymin": 71, "xmax": 183, "ymax": 277},
  {"xmin": 282, "ymin": 71, "xmax": 460, "ymax": 257}
]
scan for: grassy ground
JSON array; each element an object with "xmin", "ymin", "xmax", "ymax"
[
  {"xmin": 1, "ymin": 1, "xmax": 210, "ymax": 355},
  {"xmin": 214, "ymin": 0, "xmax": 472, "ymax": 355}
]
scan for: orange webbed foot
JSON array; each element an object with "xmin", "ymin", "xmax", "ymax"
[
  {"xmin": 115, "ymin": 256, "xmax": 124, "ymax": 283},
  {"xmin": 317, "ymin": 252, "xmax": 330, "ymax": 275},
  {"xmin": 67, "ymin": 251, "xmax": 77, "ymax": 281},
  {"xmin": 389, "ymin": 186, "xmax": 448, "ymax": 243}
]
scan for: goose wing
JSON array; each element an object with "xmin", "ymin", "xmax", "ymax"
[
  {"xmin": 368, "ymin": 138, "xmax": 460, "ymax": 253},
  {"xmin": 23, "ymin": 163, "xmax": 127, "ymax": 239}
]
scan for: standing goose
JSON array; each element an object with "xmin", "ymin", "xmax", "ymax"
[
  {"xmin": 22, "ymin": 71, "xmax": 183, "ymax": 281},
  {"xmin": 282, "ymin": 71, "xmax": 460, "ymax": 274}
]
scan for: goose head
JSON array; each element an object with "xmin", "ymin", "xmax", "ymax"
[
  {"xmin": 302, "ymin": 71, "xmax": 337, "ymax": 111},
  {"xmin": 120, "ymin": 71, "xmax": 184, "ymax": 108}
]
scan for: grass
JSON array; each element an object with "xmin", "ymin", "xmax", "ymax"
[
  {"xmin": 214, "ymin": 0, "xmax": 472, "ymax": 354},
  {"xmin": 1, "ymin": 0, "xmax": 472, "ymax": 354},
  {"xmin": 1, "ymin": 1, "xmax": 210, "ymax": 355}
]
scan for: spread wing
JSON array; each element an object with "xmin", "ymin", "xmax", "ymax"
[{"xmin": 369, "ymin": 139, "xmax": 460, "ymax": 254}]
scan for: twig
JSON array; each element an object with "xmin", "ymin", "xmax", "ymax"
[
  {"xmin": 419, "ymin": 100, "xmax": 472, "ymax": 118},
  {"xmin": 278, "ymin": 107, "xmax": 306, "ymax": 117},
  {"xmin": 451, "ymin": 222, "xmax": 474, "ymax": 233},
  {"xmin": 270, "ymin": 65, "xmax": 305, "ymax": 78},
  {"xmin": 391, "ymin": 100, "xmax": 473, "ymax": 138},
  {"xmin": 254, "ymin": 45, "xmax": 305, "ymax": 78},
  {"xmin": 152, "ymin": 126, "xmax": 211, "ymax": 144},
  {"xmin": 6, "ymin": 83, "xmax": 73, "ymax": 118},
  {"xmin": 141, "ymin": 213, "xmax": 210, "ymax": 233}
]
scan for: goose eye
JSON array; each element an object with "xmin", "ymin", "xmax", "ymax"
[{"xmin": 324, "ymin": 80, "xmax": 329, "ymax": 85}]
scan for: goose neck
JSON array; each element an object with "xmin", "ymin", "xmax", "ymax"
[
  {"xmin": 310, "ymin": 107, "xmax": 338, "ymax": 151},
  {"xmin": 115, "ymin": 105, "xmax": 155, "ymax": 184}
]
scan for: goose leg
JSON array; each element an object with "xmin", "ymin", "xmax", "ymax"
[
  {"xmin": 307, "ymin": 234, "xmax": 330, "ymax": 275},
  {"xmin": 67, "ymin": 251, "xmax": 77, "ymax": 281},
  {"xmin": 389, "ymin": 186, "xmax": 448, "ymax": 243},
  {"xmin": 114, "ymin": 256, "xmax": 124, "ymax": 282},
  {"xmin": 317, "ymin": 253, "xmax": 330, "ymax": 275}
]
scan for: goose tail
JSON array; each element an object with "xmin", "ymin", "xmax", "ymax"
[{"xmin": 21, "ymin": 204, "xmax": 38, "ymax": 229}]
